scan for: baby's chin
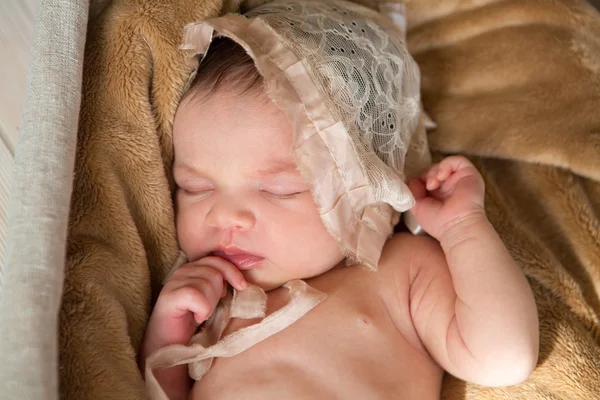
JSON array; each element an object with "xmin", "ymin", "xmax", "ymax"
[
  {"xmin": 242, "ymin": 271, "xmax": 287, "ymax": 292},
  {"xmin": 240, "ymin": 257, "xmax": 344, "ymax": 292}
]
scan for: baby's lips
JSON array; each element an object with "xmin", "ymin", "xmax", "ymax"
[
  {"xmin": 208, "ymin": 251, "xmax": 259, "ymax": 290},
  {"xmin": 213, "ymin": 251, "xmax": 264, "ymax": 271}
]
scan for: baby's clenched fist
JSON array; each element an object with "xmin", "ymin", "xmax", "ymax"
[
  {"xmin": 407, "ymin": 156, "xmax": 486, "ymax": 241},
  {"xmin": 142, "ymin": 256, "xmax": 247, "ymax": 357}
]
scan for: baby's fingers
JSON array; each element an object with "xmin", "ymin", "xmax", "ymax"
[
  {"xmin": 193, "ymin": 256, "xmax": 248, "ymax": 291},
  {"xmin": 169, "ymin": 285, "xmax": 216, "ymax": 324},
  {"xmin": 421, "ymin": 156, "xmax": 476, "ymax": 192},
  {"xmin": 437, "ymin": 156, "xmax": 475, "ymax": 176},
  {"xmin": 435, "ymin": 163, "xmax": 453, "ymax": 182},
  {"xmin": 420, "ymin": 164, "xmax": 442, "ymax": 191}
]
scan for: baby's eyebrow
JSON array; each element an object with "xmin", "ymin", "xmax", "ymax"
[
  {"xmin": 172, "ymin": 163, "xmax": 206, "ymax": 179},
  {"xmin": 256, "ymin": 161, "xmax": 298, "ymax": 178}
]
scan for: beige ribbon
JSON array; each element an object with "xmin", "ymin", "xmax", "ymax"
[{"xmin": 145, "ymin": 279, "xmax": 326, "ymax": 399}]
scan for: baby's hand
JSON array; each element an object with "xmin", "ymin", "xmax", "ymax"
[
  {"xmin": 407, "ymin": 156, "xmax": 486, "ymax": 242},
  {"xmin": 143, "ymin": 257, "xmax": 247, "ymax": 351}
]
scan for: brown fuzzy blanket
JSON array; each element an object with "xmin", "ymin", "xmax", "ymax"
[{"xmin": 61, "ymin": 0, "xmax": 600, "ymax": 398}]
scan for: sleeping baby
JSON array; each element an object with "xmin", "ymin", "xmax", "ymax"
[{"xmin": 139, "ymin": 1, "xmax": 539, "ymax": 399}]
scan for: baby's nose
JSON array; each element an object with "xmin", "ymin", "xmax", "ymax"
[{"xmin": 206, "ymin": 197, "xmax": 255, "ymax": 231}]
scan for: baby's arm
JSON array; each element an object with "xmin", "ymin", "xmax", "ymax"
[
  {"xmin": 139, "ymin": 257, "xmax": 247, "ymax": 400},
  {"xmin": 406, "ymin": 156, "xmax": 539, "ymax": 386}
]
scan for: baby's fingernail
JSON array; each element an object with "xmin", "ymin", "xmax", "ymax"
[{"xmin": 239, "ymin": 281, "xmax": 248, "ymax": 290}]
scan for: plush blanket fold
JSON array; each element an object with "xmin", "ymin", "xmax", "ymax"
[
  {"xmin": 60, "ymin": 0, "xmax": 600, "ymax": 398},
  {"xmin": 405, "ymin": 1, "xmax": 600, "ymax": 398}
]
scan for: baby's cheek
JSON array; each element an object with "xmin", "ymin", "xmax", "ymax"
[
  {"xmin": 175, "ymin": 215, "xmax": 192, "ymax": 252},
  {"xmin": 175, "ymin": 206, "xmax": 204, "ymax": 252},
  {"xmin": 291, "ymin": 201, "xmax": 337, "ymax": 248},
  {"xmin": 266, "ymin": 200, "xmax": 315, "ymax": 236}
]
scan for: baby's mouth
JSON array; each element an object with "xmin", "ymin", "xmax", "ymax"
[{"xmin": 211, "ymin": 250, "xmax": 264, "ymax": 270}]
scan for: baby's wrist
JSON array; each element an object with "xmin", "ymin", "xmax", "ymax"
[
  {"xmin": 142, "ymin": 317, "xmax": 194, "ymax": 359},
  {"xmin": 437, "ymin": 210, "xmax": 489, "ymax": 250}
]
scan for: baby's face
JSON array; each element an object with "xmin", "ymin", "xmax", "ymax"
[{"xmin": 172, "ymin": 89, "xmax": 344, "ymax": 290}]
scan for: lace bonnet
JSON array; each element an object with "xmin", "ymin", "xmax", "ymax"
[{"xmin": 180, "ymin": 0, "xmax": 430, "ymax": 270}]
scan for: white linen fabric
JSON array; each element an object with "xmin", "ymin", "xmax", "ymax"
[{"xmin": 0, "ymin": 0, "xmax": 89, "ymax": 398}]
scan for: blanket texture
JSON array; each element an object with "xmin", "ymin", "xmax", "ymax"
[{"xmin": 62, "ymin": 0, "xmax": 600, "ymax": 398}]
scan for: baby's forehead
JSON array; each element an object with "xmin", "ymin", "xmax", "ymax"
[
  {"xmin": 173, "ymin": 91, "xmax": 303, "ymax": 175},
  {"xmin": 175, "ymin": 87, "xmax": 291, "ymax": 135}
]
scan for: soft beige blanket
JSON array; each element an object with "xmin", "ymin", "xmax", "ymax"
[{"xmin": 61, "ymin": 0, "xmax": 600, "ymax": 398}]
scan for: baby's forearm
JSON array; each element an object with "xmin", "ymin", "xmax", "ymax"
[{"xmin": 439, "ymin": 214, "xmax": 539, "ymax": 375}]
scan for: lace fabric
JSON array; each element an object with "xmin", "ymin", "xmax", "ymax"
[{"xmin": 245, "ymin": 0, "xmax": 420, "ymax": 206}]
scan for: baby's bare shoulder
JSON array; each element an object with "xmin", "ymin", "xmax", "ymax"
[
  {"xmin": 378, "ymin": 233, "xmax": 443, "ymax": 275},
  {"xmin": 312, "ymin": 233, "xmax": 443, "ymax": 303}
]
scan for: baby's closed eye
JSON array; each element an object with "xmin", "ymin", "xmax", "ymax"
[
  {"xmin": 176, "ymin": 180, "xmax": 214, "ymax": 197},
  {"xmin": 260, "ymin": 183, "xmax": 309, "ymax": 199}
]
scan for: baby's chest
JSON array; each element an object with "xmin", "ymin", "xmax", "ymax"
[
  {"xmin": 224, "ymin": 264, "xmax": 425, "ymax": 355},
  {"xmin": 223, "ymin": 267, "xmax": 405, "ymax": 339},
  {"xmin": 197, "ymin": 282, "xmax": 442, "ymax": 399},
  {"xmin": 230, "ymin": 272, "xmax": 412, "ymax": 352}
]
